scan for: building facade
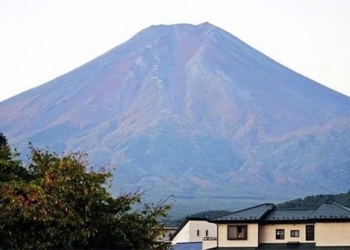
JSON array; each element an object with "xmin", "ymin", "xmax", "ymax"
[
  {"xmin": 171, "ymin": 218, "xmax": 217, "ymax": 245},
  {"xmin": 207, "ymin": 203, "xmax": 350, "ymax": 249}
]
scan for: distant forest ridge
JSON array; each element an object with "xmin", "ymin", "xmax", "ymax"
[
  {"xmin": 169, "ymin": 190, "xmax": 350, "ymax": 226},
  {"xmin": 276, "ymin": 190, "xmax": 350, "ymax": 209}
]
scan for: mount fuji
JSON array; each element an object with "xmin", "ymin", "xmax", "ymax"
[{"xmin": 1, "ymin": 22, "xmax": 350, "ymax": 212}]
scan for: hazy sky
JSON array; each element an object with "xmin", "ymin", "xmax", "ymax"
[{"xmin": 1, "ymin": 0, "xmax": 350, "ymax": 102}]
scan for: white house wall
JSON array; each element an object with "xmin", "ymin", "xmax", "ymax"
[
  {"xmin": 172, "ymin": 223, "xmax": 190, "ymax": 245},
  {"xmin": 315, "ymin": 222, "xmax": 350, "ymax": 246},
  {"xmin": 188, "ymin": 220, "xmax": 216, "ymax": 242},
  {"xmin": 259, "ymin": 223, "xmax": 314, "ymax": 244},
  {"xmin": 171, "ymin": 220, "xmax": 217, "ymax": 245}
]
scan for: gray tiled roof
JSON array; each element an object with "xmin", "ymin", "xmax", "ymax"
[
  {"xmin": 210, "ymin": 202, "xmax": 350, "ymax": 223},
  {"xmin": 311, "ymin": 203, "xmax": 350, "ymax": 219},
  {"xmin": 211, "ymin": 203, "xmax": 275, "ymax": 221},
  {"xmin": 265, "ymin": 209, "xmax": 316, "ymax": 221},
  {"xmin": 171, "ymin": 242, "xmax": 202, "ymax": 250}
]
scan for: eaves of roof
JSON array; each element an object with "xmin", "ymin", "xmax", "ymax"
[
  {"xmin": 208, "ymin": 203, "xmax": 275, "ymax": 224},
  {"xmin": 209, "ymin": 202, "xmax": 350, "ymax": 224}
]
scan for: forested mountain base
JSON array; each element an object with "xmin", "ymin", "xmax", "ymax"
[{"xmin": 276, "ymin": 191, "xmax": 350, "ymax": 209}]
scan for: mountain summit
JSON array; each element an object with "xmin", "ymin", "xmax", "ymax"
[{"xmin": 1, "ymin": 23, "xmax": 350, "ymax": 211}]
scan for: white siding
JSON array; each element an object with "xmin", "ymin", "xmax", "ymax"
[
  {"xmin": 172, "ymin": 223, "xmax": 190, "ymax": 245},
  {"xmin": 315, "ymin": 222, "xmax": 350, "ymax": 246},
  {"xmin": 171, "ymin": 220, "xmax": 217, "ymax": 245},
  {"xmin": 259, "ymin": 223, "xmax": 312, "ymax": 244}
]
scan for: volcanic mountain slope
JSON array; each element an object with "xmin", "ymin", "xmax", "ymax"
[{"xmin": 1, "ymin": 22, "xmax": 350, "ymax": 208}]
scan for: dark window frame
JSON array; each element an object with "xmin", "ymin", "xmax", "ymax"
[
  {"xmin": 306, "ymin": 225, "xmax": 315, "ymax": 241},
  {"xmin": 227, "ymin": 225, "xmax": 248, "ymax": 240},
  {"xmin": 276, "ymin": 229, "xmax": 285, "ymax": 240},
  {"xmin": 290, "ymin": 230, "xmax": 299, "ymax": 237},
  {"xmin": 205, "ymin": 229, "xmax": 208, "ymax": 237},
  {"xmin": 197, "ymin": 229, "xmax": 200, "ymax": 237}
]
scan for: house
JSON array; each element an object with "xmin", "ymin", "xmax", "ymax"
[
  {"xmin": 206, "ymin": 202, "xmax": 350, "ymax": 249},
  {"xmin": 171, "ymin": 218, "xmax": 217, "ymax": 245},
  {"xmin": 157, "ymin": 226, "xmax": 178, "ymax": 242}
]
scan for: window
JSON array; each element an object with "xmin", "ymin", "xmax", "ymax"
[
  {"xmin": 291, "ymin": 230, "xmax": 299, "ymax": 237},
  {"xmin": 206, "ymin": 230, "xmax": 208, "ymax": 237},
  {"xmin": 197, "ymin": 229, "xmax": 200, "ymax": 237},
  {"xmin": 306, "ymin": 225, "xmax": 314, "ymax": 241},
  {"xmin": 227, "ymin": 225, "xmax": 247, "ymax": 240},
  {"xmin": 276, "ymin": 229, "xmax": 285, "ymax": 240}
]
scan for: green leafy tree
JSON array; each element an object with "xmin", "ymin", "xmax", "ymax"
[
  {"xmin": 0, "ymin": 134, "xmax": 171, "ymax": 249},
  {"xmin": 0, "ymin": 133, "xmax": 28, "ymax": 182}
]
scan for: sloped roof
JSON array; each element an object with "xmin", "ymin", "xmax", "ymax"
[
  {"xmin": 265, "ymin": 209, "xmax": 316, "ymax": 221},
  {"xmin": 311, "ymin": 203, "xmax": 350, "ymax": 219},
  {"xmin": 171, "ymin": 242, "xmax": 202, "ymax": 250},
  {"xmin": 209, "ymin": 202, "xmax": 350, "ymax": 224},
  {"xmin": 210, "ymin": 203, "xmax": 275, "ymax": 223}
]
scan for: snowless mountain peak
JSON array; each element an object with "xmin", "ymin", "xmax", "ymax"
[{"xmin": 1, "ymin": 23, "xmax": 350, "ymax": 211}]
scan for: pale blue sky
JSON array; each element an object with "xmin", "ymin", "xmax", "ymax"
[{"xmin": 0, "ymin": 0, "xmax": 349, "ymax": 101}]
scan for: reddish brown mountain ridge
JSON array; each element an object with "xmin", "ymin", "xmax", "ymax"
[{"xmin": 1, "ymin": 23, "xmax": 350, "ymax": 211}]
